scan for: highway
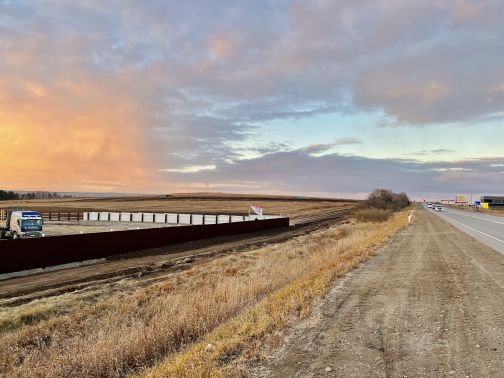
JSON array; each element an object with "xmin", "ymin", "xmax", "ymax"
[{"xmin": 430, "ymin": 206, "xmax": 504, "ymax": 255}]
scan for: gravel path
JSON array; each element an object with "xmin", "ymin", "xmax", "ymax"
[{"xmin": 256, "ymin": 207, "xmax": 504, "ymax": 377}]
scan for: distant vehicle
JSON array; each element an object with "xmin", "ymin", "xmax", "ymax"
[
  {"xmin": 427, "ymin": 203, "xmax": 433, "ymax": 208},
  {"xmin": 0, "ymin": 210, "xmax": 44, "ymax": 239},
  {"xmin": 435, "ymin": 205, "xmax": 444, "ymax": 212}
]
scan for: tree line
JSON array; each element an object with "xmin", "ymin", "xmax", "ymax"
[{"xmin": 0, "ymin": 190, "xmax": 73, "ymax": 201}]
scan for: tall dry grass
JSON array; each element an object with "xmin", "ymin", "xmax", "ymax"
[
  {"xmin": 0, "ymin": 212, "xmax": 407, "ymax": 377},
  {"xmin": 352, "ymin": 207, "xmax": 393, "ymax": 222}
]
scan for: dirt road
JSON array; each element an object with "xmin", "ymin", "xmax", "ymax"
[{"xmin": 256, "ymin": 207, "xmax": 504, "ymax": 377}]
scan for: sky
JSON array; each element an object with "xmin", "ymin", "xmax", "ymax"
[{"xmin": 0, "ymin": 0, "xmax": 503, "ymax": 199}]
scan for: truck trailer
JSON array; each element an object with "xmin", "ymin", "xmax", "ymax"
[{"xmin": 0, "ymin": 210, "xmax": 44, "ymax": 239}]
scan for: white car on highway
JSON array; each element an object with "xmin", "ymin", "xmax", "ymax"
[{"xmin": 435, "ymin": 205, "xmax": 444, "ymax": 212}]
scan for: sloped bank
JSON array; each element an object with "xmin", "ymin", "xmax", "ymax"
[{"xmin": 140, "ymin": 211, "xmax": 409, "ymax": 377}]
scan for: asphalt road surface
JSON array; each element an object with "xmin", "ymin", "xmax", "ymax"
[
  {"xmin": 255, "ymin": 207, "xmax": 504, "ymax": 377},
  {"xmin": 432, "ymin": 206, "xmax": 504, "ymax": 255}
]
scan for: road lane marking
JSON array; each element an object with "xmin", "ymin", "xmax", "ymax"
[
  {"xmin": 438, "ymin": 213, "xmax": 504, "ymax": 244},
  {"xmin": 444, "ymin": 209, "xmax": 504, "ymax": 225}
]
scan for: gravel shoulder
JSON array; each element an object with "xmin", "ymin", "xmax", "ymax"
[{"xmin": 255, "ymin": 207, "xmax": 504, "ymax": 377}]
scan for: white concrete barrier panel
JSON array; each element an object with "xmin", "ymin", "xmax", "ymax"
[
  {"xmin": 131, "ymin": 213, "xmax": 143, "ymax": 222},
  {"xmin": 154, "ymin": 213, "xmax": 166, "ymax": 223},
  {"xmin": 142, "ymin": 213, "xmax": 154, "ymax": 222},
  {"xmin": 109, "ymin": 212, "xmax": 120, "ymax": 222},
  {"xmin": 88, "ymin": 212, "xmax": 99, "ymax": 221},
  {"xmin": 217, "ymin": 215, "xmax": 229, "ymax": 223},
  {"xmin": 178, "ymin": 214, "xmax": 191, "ymax": 224},
  {"xmin": 99, "ymin": 212, "xmax": 110, "ymax": 221},
  {"xmin": 204, "ymin": 215, "xmax": 217, "ymax": 224},
  {"xmin": 192, "ymin": 214, "xmax": 203, "ymax": 225},
  {"xmin": 231, "ymin": 215, "xmax": 245, "ymax": 223},
  {"xmin": 167, "ymin": 213, "xmax": 178, "ymax": 223},
  {"xmin": 120, "ymin": 212, "xmax": 132, "ymax": 222}
]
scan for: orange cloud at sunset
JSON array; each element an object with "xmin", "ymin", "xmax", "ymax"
[{"xmin": 0, "ymin": 78, "xmax": 159, "ymax": 193}]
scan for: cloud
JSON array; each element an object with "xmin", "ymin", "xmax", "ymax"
[
  {"xmin": 0, "ymin": 1, "xmax": 503, "ymax": 194},
  {"xmin": 159, "ymin": 165, "xmax": 216, "ymax": 174},
  {"xmin": 407, "ymin": 149, "xmax": 454, "ymax": 156},
  {"xmin": 334, "ymin": 138, "xmax": 362, "ymax": 146},
  {"xmin": 301, "ymin": 144, "xmax": 335, "ymax": 154},
  {"xmin": 301, "ymin": 138, "xmax": 362, "ymax": 155},
  {"xmin": 165, "ymin": 149, "xmax": 504, "ymax": 198}
]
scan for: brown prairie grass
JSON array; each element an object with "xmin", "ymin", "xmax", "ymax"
[
  {"xmin": 0, "ymin": 212, "xmax": 407, "ymax": 378},
  {"xmin": 352, "ymin": 208, "xmax": 393, "ymax": 222}
]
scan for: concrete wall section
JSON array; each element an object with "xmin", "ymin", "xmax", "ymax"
[
  {"xmin": 120, "ymin": 213, "xmax": 132, "ymax": 222},
  {"xmin": 142, "ymin": 213, "xmax": 154, "ymax": 223},
  {"xmin": 131, "ymin": 213, "xmax": 143, "ymax": 222},
  {"xmin": 178, "ymin": 214, "xmax": 192, "ymax": 225},
  {"xmin": 83, "ymin": 211, "xmax": 285, "ymax": 225},
  {"xmin": 154, "ymin": 213, "xmax": 166, "ymax": 223},
  {"xmin": 0, "ymin": 217, "xmax": 290, "ymax": 274},
  {"xmin": 167, "ymin": 213, "xmax": 178, "ymax": 223}
]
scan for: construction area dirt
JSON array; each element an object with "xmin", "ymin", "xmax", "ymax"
[
  {"xmin": 0, "ymin": 204, "xmax": 352, "ymax": 303},
  {"xmin": 254, "ymin": 207, "xmax": 504, "ymax": 377},
  {"xmin": 11, "ymin": 220, "xmax": 175, "ymax": 237}
]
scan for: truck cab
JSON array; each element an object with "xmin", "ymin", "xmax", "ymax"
[{"xmin": 1, "ymin": 210, "xmax": 44, "ymax": 239}]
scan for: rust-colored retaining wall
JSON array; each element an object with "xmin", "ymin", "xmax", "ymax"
[{"xmin": 0, "ymin": 217, "xmax": 289, "ymax": 274}]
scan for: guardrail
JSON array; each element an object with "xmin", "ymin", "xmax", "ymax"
[
  {"xmin": 0, "ymin": 217, "xmax": 289, "ymax": 274},
  {"xmin": 0, "ymin": 210, "xmax": 83, "ymax": 222},
  {"xmin": 43, "ymin": 212, "xmax": 83, "ymax": 221}
]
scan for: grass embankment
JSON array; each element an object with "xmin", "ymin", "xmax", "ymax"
[
  {"xmin": 141, "ymin": 210, "xmax": 409, "ymax": 377},
  {"xmin": 0, "ymin": 211, "xmax": 408, "ymax": 377}
]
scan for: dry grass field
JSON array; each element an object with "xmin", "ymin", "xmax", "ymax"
[
  {"xmin": 0, "ymin": 206, "xmax": 408, "ymax": 377},
  {"xmin": 0, "ymin": 194, "xmax": 355, "ymax": 223}
]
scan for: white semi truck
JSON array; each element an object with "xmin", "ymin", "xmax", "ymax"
[{"xmin": 0, "ymin": 210, "xmax": 44, "ymax": 239}]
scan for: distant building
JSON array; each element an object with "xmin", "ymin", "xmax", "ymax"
[
  {"xmin": 481, "ymin": 196, "xmax": 504, "ymax": 208},
  {"xmin": 455, "ymin": 195, "xmax": 468, "ymax": 204}
]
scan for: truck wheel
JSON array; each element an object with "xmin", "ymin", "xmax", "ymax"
[{"xmin": 12, "ymin": 232, "xmax": 18, "ymax": 240}]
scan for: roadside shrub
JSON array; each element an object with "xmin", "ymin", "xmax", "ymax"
[
  {"xmin": 352, "ymin": 208, "xmax": 393, "ymax": 223},
  {"xmin": 361, "ymin": 189, "xmax": 410, "ymax": 211}
]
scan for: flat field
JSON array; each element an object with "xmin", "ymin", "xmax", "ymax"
[{"xmin": 0, "ymin": 194, "xmax": 355, "ymax": 223}]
